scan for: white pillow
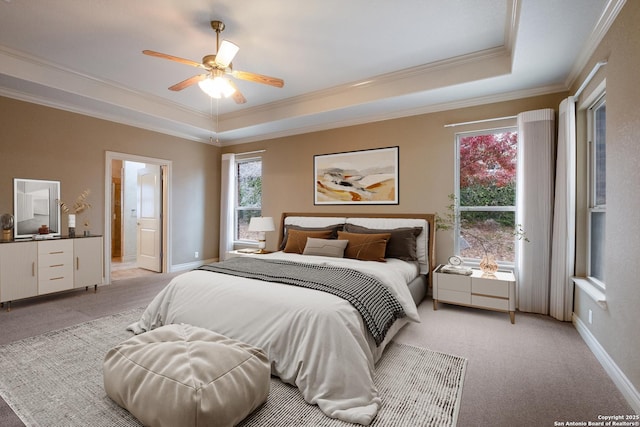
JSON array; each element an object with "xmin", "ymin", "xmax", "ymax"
[{"xmin": 302, "ymin": 237, "xmax": 349, "ymax": 258}]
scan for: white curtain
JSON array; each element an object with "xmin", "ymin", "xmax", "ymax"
[
  {"xmin": 219, "ymin": 153, "xmax": 235, "ymax": 261},
  {"xmin": 516, "ymin": 109, "xmax": 555, "ymax": 314},
  {"xmin": 549, "ymin": 97, "xmax": 576, "ymax": 321}
]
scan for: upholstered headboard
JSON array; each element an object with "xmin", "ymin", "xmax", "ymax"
[{"xmin": 278, "ymin": 212, "xmax": 436, "ymax": 288}]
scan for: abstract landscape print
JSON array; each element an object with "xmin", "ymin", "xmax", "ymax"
[{"xmin": 314, "ymin": 146, "xmax": 399, "ymax": 205}]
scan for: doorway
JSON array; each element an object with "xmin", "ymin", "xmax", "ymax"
[{"xmin": 104, "ymin": 152, "xmax": 171, "ymax": 284}]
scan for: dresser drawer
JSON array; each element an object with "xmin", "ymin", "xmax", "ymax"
[
  {"xmin": 472, "ymin": 277, "xmax": 509, "ymax": 298},
  {"xmin": 38, "ymin": 240, "xmax": 73, "ymax": 295},
  {"xmin": 438, "ymin": 289, "xmax": 471, "ymax": 305},
  {"xmin": 38, "ymin": 239, "xmax": 73, "ymax": 256},
  {"xmin": 437, "ymin": 274, "xmax": 471, "ymax": 292},
  {"xmin": 38, "ymin": 264, "xmax": 73, "ymax": 294},
  {"xmin": 472, "ymin": 294, "xmax": 509, "ymax": 311}
]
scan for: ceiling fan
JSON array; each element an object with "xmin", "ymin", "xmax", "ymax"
[{"xmin": 143, "ymin": 20, "xmax": 284, "ymax": 104}]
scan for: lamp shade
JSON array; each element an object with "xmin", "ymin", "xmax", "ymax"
[{"xmin": 248, "ymin": 216, "xmax": 275, "ymax": 232}]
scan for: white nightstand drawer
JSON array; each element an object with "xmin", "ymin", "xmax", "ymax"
[
  {"xmin": 472, "ymin": 294, "xmax": 509, "ymax": 311},
  {"xmin": 472, "ymin": 278, "xmax": 509, "ymax": 298},
  {"xmin": 438, "ymin": 289, "xmax": 471, "ymax": 305},
  {"xmin": 437, "ymin": 274, "xmax": 471, "ymax": 292}
]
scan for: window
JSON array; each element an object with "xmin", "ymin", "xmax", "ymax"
[
  {"xmin": 235, "ymin": 156, "xmax": 263, "ymax": 242},
  {"xmin": 588, "ymin": 94, "xmax": 606, "ymax": 286},
  {"xmin": 455, "ymin": 128, "xmax": 519, "ymax": 264}
]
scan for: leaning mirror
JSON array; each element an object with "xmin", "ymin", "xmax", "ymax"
[{"xmin": 13, "ymin": 178, "xmax": 61, "ymax": 238}]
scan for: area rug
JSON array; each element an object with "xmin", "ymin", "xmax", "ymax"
[{"xmin": 0, "ymin": 308, "xmax": 466, "ymax": 427}]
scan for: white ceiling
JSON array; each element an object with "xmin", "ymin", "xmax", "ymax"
[{"xmin": 0, "ymin": 0, "xmax": 620, "ymax": 146}]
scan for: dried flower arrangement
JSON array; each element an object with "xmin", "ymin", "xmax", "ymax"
[{"xmin": 58, "ymin": 189, "xmax": 91, "ymax": 215}]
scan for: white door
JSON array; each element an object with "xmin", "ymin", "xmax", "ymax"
[{"xmin": 136, "ymin": 166, "xmax": 162, "ymax": 272}]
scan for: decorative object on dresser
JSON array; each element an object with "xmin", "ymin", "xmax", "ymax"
[
  {"xmin": 0, "ymin": 213, "xmax": 14, "ymax": 242},
  {"xmin": 314, "ymin": 146, "xmax": 399, "ymax": 205},
  {"xmin": 58, "ymin": 189, "xmax": 91, "ymax": 238},
  {"xmin": 247, "ymin": 216, "xmax": 275, "ymax": 253},
  {"xmin": 433, "ymin": 264, "xmax": 516, "ymax": 323},
  {"xmin": 13, "ymin": 178, "xmax": 61, "ymax": 239}
]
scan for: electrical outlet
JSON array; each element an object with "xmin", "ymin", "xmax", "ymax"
[
  {"xmin": 588, "ymin": 309, "xmax": 593, "ymax": 324},
  {"xmin": 194, "ymin": 251, "xmax": 199, "ymax": 259}
]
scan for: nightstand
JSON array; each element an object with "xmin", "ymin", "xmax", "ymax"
[
  {"xmin": 433, "ymin": 264, "xmax": 516, "ymax": 323},
  {"xmin": 226, "ymin": 250, "xmax": 271, "ymax": 259}
]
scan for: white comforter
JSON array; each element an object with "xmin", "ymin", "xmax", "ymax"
[{"xmin": 128, "ymin": 252, "xmax": 420, "ymax": 425}]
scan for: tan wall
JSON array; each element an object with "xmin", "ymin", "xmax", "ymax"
[
  {"xmin": 224, "ymin": 92, "xmax": 566, "ymax": 262},
  {"xmin": 570, "ymin": 1, "xmax": 640, "ymax": 398},
  {"xmin": 0, "ymin": 97, "xmax": 221, "ymax": 267}
]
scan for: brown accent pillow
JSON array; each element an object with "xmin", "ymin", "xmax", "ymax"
[
  {"xmin": 343, "ymin": 224, "xmax": 422, "ymax": 261},
  {"xmin": 279, "ymin": 224, "xmax": 344, "ymax": 250},
  {"xmin": 283, "ymin": 229, "xmax": 333, "ymax": 254},
  {"xmin": 338, "ymin": 231, "xmax": 391, "ymax": 262}
]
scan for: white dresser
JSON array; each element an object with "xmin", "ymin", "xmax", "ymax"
[
  {"xmin": 0, "ymin": 236, "xmax": 104, "ymax": 310},
  {"xmin": 433, "ymin": 264, "xmax": 516, "ymax": 323}
]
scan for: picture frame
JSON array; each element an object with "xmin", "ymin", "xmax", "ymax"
[
  {"xmin": 314, "ymin": 146, "xmax": 399, "ymax": 205},
  {"xmin": 13, "ymin": 178, "xmax": 61, "ymax": 238}
]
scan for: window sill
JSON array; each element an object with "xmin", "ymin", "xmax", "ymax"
[{"xmin": 572, "ymin": 277, "xmax": 607, "ymax": 310}]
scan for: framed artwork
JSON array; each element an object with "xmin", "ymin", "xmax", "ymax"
[
  {"xmin": 314, "ymin": 146, "xmax": 399, "ymax": 205},
  {"xmin": 13, "ymin": 178, "xmax": 61, "ymax": 238}
]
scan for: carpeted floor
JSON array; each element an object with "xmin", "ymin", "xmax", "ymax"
[
  {"xmin": 0, "ymin": 308, "xmax": 466, "ymax": 426},
  {"xmin": 0, "ymin": 271, "xmax": 635, "ymax": 426}
]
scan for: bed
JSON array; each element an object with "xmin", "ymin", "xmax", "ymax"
[{"xmin": 128, "ymin": 212, "xmax": 436, "ymax": 425}]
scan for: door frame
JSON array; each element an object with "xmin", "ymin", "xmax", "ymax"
[{"xmin": 104, "ymin": 151, "xmax": 172, "ymax": 284}]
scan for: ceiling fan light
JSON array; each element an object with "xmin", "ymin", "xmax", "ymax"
[
  {"xmin": 215, "ymin": 40, "xmax": 240, "ymax": 67},
  {"xmin": 198, "ymin": 76, "xmax": 236, "ymax": 99}
]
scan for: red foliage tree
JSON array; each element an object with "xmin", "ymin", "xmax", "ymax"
[{"xmin": 459, "ymin": 132, "xmax": 517, "ymax": 188}]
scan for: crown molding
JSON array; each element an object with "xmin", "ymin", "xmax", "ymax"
[
  {"xmin": 564, "ymin": 0, "xmax": 625, "ymax": 89},
  {"xmin": 218, "ymin": 46, "xmax": 512, "ymax": 133},
  {"xmin": 220, "ymin": 83, "xmax": 568, "ymax": 146}
]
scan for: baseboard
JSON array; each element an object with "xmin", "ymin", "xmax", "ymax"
[
  {"xmin": 573, "ymin": 313, "xmax": 640, "ymax": 414},
  {"xmin": 169, "ymin": 258, "xmax": 217, "ymax": 273}
]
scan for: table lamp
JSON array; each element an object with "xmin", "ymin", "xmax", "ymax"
[{"xmin": 248, "ymin": 216, "xmax": 275, "ymax": 253}]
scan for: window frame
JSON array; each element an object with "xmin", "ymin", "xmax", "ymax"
[
  {"xmin": 454, "ymin": 126, "xmax": 519, "ymax": 268},
  {"xmin": 233, "ymin": 154, "xmax": 263, "ymax": 245},
  {"xmin": 586, "ymin": 93, "xmax": 606, "ymax": 289}
]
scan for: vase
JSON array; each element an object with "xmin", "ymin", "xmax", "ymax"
[
  {"xmin": 479, "ymin": 253, "xmax": 499, "ymax": 275},
  {"xmin": 68, "ymin": 214, "xmax": 76, "ymax": 238}
]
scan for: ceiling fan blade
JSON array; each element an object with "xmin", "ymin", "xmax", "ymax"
[
  {"xmin": 215, "ymin": 40, "xmax": 239, "ymax": 68},
  {"xmin": 169, "ymin": 74, "xmax": 207, "ymax": 91},
  {"xmin": 231, "ymin": 70, "xmax": 284, "ymax": 88},
  {"xmin": 143, "ymin": 50, "xmax": 205, "ymax": 68},
  {"xmin": 227, "ymin": 79, "xmax": 247, "ymax": 104}
]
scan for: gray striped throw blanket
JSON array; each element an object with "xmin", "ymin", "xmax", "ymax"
[{"xmin": 198, "ymin": 257, "xmax": 406, "ymax": 346}]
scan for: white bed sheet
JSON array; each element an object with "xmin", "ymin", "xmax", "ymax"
[{"xmin": 128, "ymin": 252, "xmax": 420, "ymax": 425}]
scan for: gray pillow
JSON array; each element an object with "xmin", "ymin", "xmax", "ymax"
[
  {"xmin": 303, "ymin": 237, "xmax": 349, "ymax": 258},
  {"xmin": 343, "ymin": 224, "xmax": 422, "ymax": 261}
]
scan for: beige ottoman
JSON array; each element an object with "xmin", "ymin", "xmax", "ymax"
[{"xmin": 103, "ymin": 324, "xmax": 270, "ymax": 427}]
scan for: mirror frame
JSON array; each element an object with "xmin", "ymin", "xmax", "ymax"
[{"xmin": 13, "ymin": 178, "xmax": 61, "ymax": 239}]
